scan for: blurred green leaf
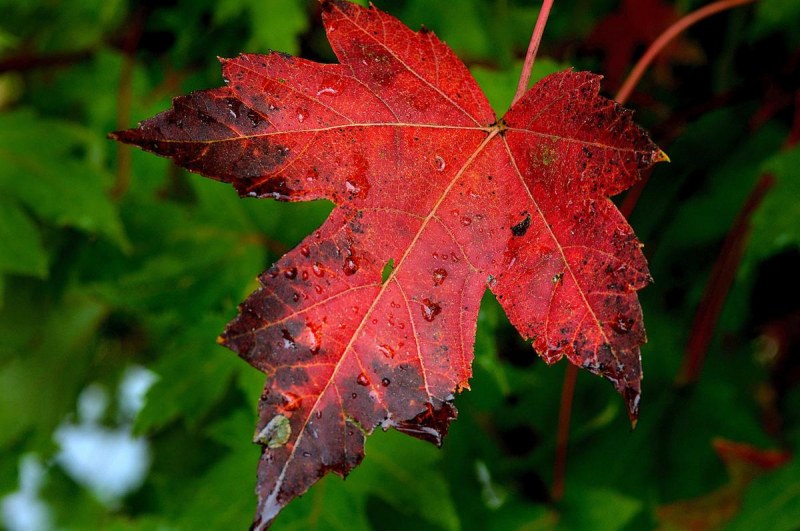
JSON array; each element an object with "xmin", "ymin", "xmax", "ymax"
[
  {"xmin": 278, "ymin": 429, "xmax": 460, "ymax": 530},
  {"xmin": 746, "ymin": 146, "xmax": 800, "ymax": 263},
  {"xmin": 726, "ymin": 458, "xmax": 800, "ymax": 531},
  {"xmin": 0, "ymin": 198, "xmax": 48, "ymax": 278},
  {"xmin": 215, "ymin": 0, "xmax": 308, "ymax": 55},
  {"xmin": 0, "ymin": 110, "xmax": 128, "ymax": 249},
  {"xmin": 751, "ymin": 0, "xmax": 800, "ymax": 45},
  {"xmin": 559, "ymin": 484, "xmax": 642, "ymax": 531}
]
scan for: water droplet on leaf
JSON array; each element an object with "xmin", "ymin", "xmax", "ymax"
[
  {"xmin": 432, "ymin": 268, "xmax": 448, "ymax": 285},
  {"xmin": 281, "ymin": 328, "xmax": 296, "ymax": 349},
  {"xmin": 378, "ymin": 344, "xmax": 395, "ymax": 358},
  {"xmin": 611, "ymin": 315, "xmax": 633, "ymax": 334},
  {"xmin": 343, "ymin": 257, "xmax": 358, "ymax": 275},
  {"xmin": 282, "ymin": 392, "xmax": 302, "ymax": 411},
  {"xmin": 356, "ymin": 372, "xmax": 370, "ymax": 386},
  {"xmin": 421, "ymin": 298, "xmax": 442, "ymax": 322}
]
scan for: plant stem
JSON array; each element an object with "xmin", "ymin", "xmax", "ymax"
[
  {"xmin": 615, "ymin": 0, "xmax": 757, "ymax": 105},
  {"xmin": 111, "ymin": 11, "xmax": 145, "ymax": 201},
  {"xmin": 677, "ymin": 173, "xmax": 775, "ymax": 384},
  {"xmin": 512, "ymin": 0, "xmax": 554, "ymax": 106},
  {"xmin": 552, "ymin": 363, "xmax": 577, "ymax": 501}
]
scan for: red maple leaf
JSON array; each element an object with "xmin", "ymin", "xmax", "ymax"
[{"xmin": 112, "ymin": 1, "xmax": 666, "ymax": 527}]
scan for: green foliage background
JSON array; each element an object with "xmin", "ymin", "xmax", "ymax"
[{"xmin": 1, "ymin": 0, "xmax": 799, "ymax": 529}]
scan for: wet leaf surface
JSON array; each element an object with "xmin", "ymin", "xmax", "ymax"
[{"xmin": 112, "ymin": 0, "xmax": 665, "ymax": 527}]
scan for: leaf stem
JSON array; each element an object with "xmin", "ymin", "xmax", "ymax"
[
  {"xmin": 615, "ymin": 0, "xmax": 757, "ymax": 105},
  {"xmin": 111, "ymin": 11, "xmax": 145, "ymax": 201},
  {"xmin": 552, "ymin": 363, "xmax": 577, "ymax": 501},
  {"xmin": 512, "ymin": 0, "xmax": 555, "ymax": 106}
]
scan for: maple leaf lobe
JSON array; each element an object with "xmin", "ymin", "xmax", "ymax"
[{"xmin": 111, "ymin": 1, "xmax": 665, "ymax": 528}]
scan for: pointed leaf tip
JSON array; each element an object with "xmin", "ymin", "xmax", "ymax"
[{"xmin": 624, "ymin": 384, "xmax": 640, "ymax": 427}]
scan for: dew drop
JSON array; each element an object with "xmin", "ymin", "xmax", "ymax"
[
  {"xmin": 421, "ymin": 298, "xmax": 442, "ymax": 322},
  {"xmin": 312, "ymin": 262, "xmax": 324, "ymax": 277},
  {"xmin": 306, "ymin": 322, "xmax": 322, "ymax": 354},
  {"xmin": 316, "ymin": 87, "xmax": 338, "ymax": 96},
  {"xmin": 345, "ymin": 180, "xmax": 360, "ymax": 195},
  {"xmin": 381, "ymin": 378, "xmax": 391, "ymax": 387},
  {"xmin": 246, "ymin": 109, "xmax": 264, "ymax": 127},
  {"xmin": 611, "ymin": 315, "xmax": 633, "ymax": 334},
  {"xmin": 297, "ymin": 113, "xmax": 305, "ymax": 123},
  {"xmin": 300, "ymin": 246, "xmax": 310, "ymax": 257},
  {"xmin": 226, "ymin": 100, "xmax": 239, "ymax": 119},
  {"xmin": 435, "ymin": 155, "xmax": 446, "ymax": 172},
  {"xmin": 315, "ymin": 410, "xmax": 322, "ymax": 419},
  {"xmin": 268, "ymin": 266, "xmax": 280, "ymax": 278},
  {"xmin": 432, "ymin": 268, "xmax": 448, "ymax": 286},
  {"xmin": 378, "ymin": 344, "xmax": 395, "ymax": 358},
  {"xmin": 292, "ymin": 293, "xmax": 300, "ymax": 302},
  {"xmin": 343, "ymin": 257, "xmax": 358, "ymax": 276},
  {"xmin": 281, "ymin": 329, "xmax": 296, "ymax": 349},
  {"xmin": 314, "ymin": 284, "xmax": 323, "ymax": 294},
  {"xmin": 284, "ymin": 267, "xmax": 298, "ymax": 279},
  {"xmin": 282, "ymin": 392, "xmax": 302, "ymax": 411},
  {"xmin": 302, "ymin": 451, "xmax": 312, "ymax": 457},
  {"xmin": 301, "ymin": 271, "xmax": 309, "ymax": 281},
  {"xmin": 356, "ymin": 372, "xmax": 370, "ymax": 386},
  {"xmin": 351, "ymin": 392, "xmax": 358, "ymax": 399},
  {"xmin": 461, "ymin": 216, "xmax": 472, "ymax": 226}
]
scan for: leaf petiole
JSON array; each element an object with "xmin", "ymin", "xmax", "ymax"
[{"xmin": 512, "ymin": 0, "xmax": 555, "ymax": 106}]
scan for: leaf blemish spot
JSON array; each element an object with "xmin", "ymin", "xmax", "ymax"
[
  {"xmin": 511, "ymin": 212, "xmax": 531, "ymax": 236},
  {"xmin": 253, "ymin": 414, "xmax": 291, "ymax": 448}
]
